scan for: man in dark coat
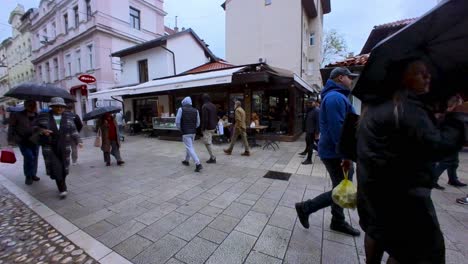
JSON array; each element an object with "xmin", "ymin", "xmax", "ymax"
[
  {"xmin": 201, "ymin": 93, "xmax": 218, "ymax": 163},
  {"xmin": 356, "ymin": 59, "xmax": 465, "ymax": 263},
  {"xmin": 295, "ymin": 67, "xmax": 360, "ymax": 237},
  {"xmin": 301, "ymin": 98, "xmax": 320, "ymax": 165},
  {"xmin": 33, "ymin": 97, "xmax": 82, "ymax": 198},
  {"xmin": 7, "ymin": 100, "xmax": 40, "ymax": 185}
]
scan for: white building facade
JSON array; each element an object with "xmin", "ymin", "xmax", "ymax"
[
  {"xmin": 31, "ymin": 0, "xmax": 166, "ymax": 118},
  {"xmin": 224, "ymin": 0, "xmax": 330, "ymax": 87}
]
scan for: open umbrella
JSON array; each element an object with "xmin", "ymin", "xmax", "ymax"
[
  {"xmin": 4, "ymin": 83, "xmax": 76, "ymax": 102},
  {"xmin": 353, "ymin": 0, "xmax": 468, "ymax": 103},
  {"xmin": 83, "ymin": 106, "xmax": 121, "ymax": 121}
]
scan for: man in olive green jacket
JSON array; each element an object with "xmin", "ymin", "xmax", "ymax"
[{"xmin": 224, "ymin": 101, "xmax": 250, "ymax": 156}]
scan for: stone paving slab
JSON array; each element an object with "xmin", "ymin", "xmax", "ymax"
[{"xmin": 0, "ymin": 135, "xmax": 467, "ymax": 263}]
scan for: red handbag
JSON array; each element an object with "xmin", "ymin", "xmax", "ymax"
[{"xmin": 0, "ymin": 148, "xmax": 17, "ymax": 164}]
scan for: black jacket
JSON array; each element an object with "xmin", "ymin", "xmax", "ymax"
[
  {"xmin": 356, "ymin": 91, "xmax": 464, "ymax": 263},
  {"xmin": 201, "ymin": 102, "xmax": 217, "ymax": 131},
  {"xmin": 305, "ymin": 107, "xmax": 319, "ymax": 134}
]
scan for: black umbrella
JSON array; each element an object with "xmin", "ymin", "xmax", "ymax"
[
  {"xmin": 353, "ymin": 0, "xmax": 468, "ymax": 103},
  {"xmin": 4, "ymin": 83, "xmax": 76, "ymax": 102},
  {"xmin": 83, "ymin": 106, "xmax": 121, "ymax": 121}
]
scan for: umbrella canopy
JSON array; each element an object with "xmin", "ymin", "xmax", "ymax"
[
  {"xmin": 4, "ymin": 83, "xmax": 76, "ymax": 103},
  {"xmin": 353, "ymin": 0, "xmax": 468, "ymax": 103},
  {"xmin": 6, "ymin": 106, "xmax": 24, "ymax": 112},
  {"xmin": 83, "ymin": 106, "xmax": 121, "ymax": 121}
]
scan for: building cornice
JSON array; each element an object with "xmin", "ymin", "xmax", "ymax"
[{"xmin": 134, "ymin": 0, "xmax": 167, "ymax": 16}]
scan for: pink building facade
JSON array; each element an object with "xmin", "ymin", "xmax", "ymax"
[{"xmin": 31, "ymin": 0, "xmax": 166, "ymax": 118}]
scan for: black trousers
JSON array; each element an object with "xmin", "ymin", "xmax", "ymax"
[
  {"xmin": 305, "ymin": 133, "xmax": 318, "ymax": 161},
  {"xmin": 56, "ymin": 177, "xmax": 67, "ymax": 192},
  {"xmin": 302, "ymin": 158, "xmax": 354, "ymax": 224}
]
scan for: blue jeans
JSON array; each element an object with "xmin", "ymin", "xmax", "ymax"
[
  {"xmin": 302, "ymin": 158, "xmax": 354, "ymax": 225},
  {"xmin": 18, "ymin": 144, "xmax": 39, "ymax": 179},
  {"xmin": 183, "ymin": 134, "xmax": 200, "ymax": 165}
]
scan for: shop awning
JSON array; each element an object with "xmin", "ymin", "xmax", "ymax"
[
  {"xmin": 70, "ymin": 84, "xmax": 88, "ymax": 96},
  {"xmin": 89, "ymin": 66, "xmax": 246, "ymax": 100}
]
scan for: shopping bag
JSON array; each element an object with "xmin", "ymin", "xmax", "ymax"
[
  {"xmin": 94, "ymin": 129, "xmax": 102, "ymax": 148},
  {"xmin": 331, "ymin": 169, "xmax": 357, "ymax": 209},
  {"xmin": 0, "ymin": 148, "xmax": 17, "ymax": 164}
]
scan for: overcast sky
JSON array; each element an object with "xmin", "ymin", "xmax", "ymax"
[{"xmin": 1, "ymin": 0, "xmax": 439, "ymax": 59}]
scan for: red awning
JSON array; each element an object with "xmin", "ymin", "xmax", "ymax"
[{"xmin": 70, "ymin": 85, "xmax": 88, "ymax": 97}]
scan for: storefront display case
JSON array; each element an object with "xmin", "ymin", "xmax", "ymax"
[{"xmin": 152, "ymin": 117, "xmax": 181, "ymax": 140}]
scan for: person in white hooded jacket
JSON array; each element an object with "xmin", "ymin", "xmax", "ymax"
[{"xmin": 176, "ymin": 97, "xmax": 202, "ymax": 172}]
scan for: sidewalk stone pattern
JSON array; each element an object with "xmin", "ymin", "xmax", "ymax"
[
  {"xmin": 0, "ymin": 185, "xmax": 97, "ymax": 264},
  {"xmin": 1, "ymin": 135, "xmax": 467, "ymax": 264}
]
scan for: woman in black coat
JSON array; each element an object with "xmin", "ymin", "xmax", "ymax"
[{"xmin": 356, "ymin": 58, "xmax": 465, "ymax": 263}]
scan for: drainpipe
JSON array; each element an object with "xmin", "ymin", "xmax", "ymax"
[
  {"xmin": 300, "ymin": 8, "xmax": 304, "ymax": 78},
  {"xmin": 161, "ymin": 46, "xmax": 176, "ymax": 75}
]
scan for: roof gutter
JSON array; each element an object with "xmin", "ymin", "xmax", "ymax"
[{"xmin": 161, "ymin": 46, "xmax": 176, "ymax": 75}]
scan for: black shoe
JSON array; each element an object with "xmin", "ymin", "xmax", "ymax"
[
  {"xmin": 182, "ymin": 160, "xmax": 189, "ymax": 166},
  {"xmin": 206, "ymin": 158, "xmax": 216, "ymax": 164},
  {"xmin": 32, "ymin": 176, "xmax": 40, "ymax": 181},
  {"xmin": 448, "ymin": 180, "xmax": 467, "ymax": 187},
  {"xmin": 330, "ymin": 222, "xmax": 361, "ymax": 237},
  {"xmin": 298, "ymin": 151, "xmax": 307, "ymax": 156},
  {"xmin": 302, "ymin": 160, "xmax": 312, "ymax": 165},
  {"xmin": 195, "ymin": 164, "xmax": 203, "ymax": 172},
  {"xmin": 456, "ymin": 196, "xmax": 468, "ymax": 205},
  {"xmin": 117, "ymin": 161, "xmax": 125, "ymax": 166},
  {"xmin": 434, "ymin": 183, "xmax": 445, "ymax": 190},
  {"xmin": 295, "ymin": 202, "xmax": 309, "ymax": 229},
  {"xmin": 25, "ymin": 178, "xmax": 33, "ymax": 185}
]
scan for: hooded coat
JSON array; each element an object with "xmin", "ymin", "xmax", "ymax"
[
  {"xmin": 96, "ymin": 115, "xmax": 120, "ymax": 153},
  {"xmin": 318, "ymin": 79, "xmax": 355, "ymax": 159},
  {"xmin": 356, "ymin": 90, "xmax": 465, "ymax": 263},
  {"xmin": 176, "ymin": 97, "xmax": 200, "ymax": 135}
]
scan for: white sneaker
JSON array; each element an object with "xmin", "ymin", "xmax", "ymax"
[
  {"xmin": 72, "ymin": 162, "xmax": 77, "ymax": 166},
  {"xmin": 59, "ymin": 191, "xmax": 68, "ymax": 198}
]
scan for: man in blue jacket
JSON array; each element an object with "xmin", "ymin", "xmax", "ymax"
[{"xmin": 295, "ymin": 67, "xmax": 360, "ymax": 236}]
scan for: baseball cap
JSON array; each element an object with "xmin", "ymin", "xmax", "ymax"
[{"xmin": 329, "ymin": 67, "xmax": 359, "ymax": 79}]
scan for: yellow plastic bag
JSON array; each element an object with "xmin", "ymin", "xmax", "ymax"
[{"xmin": 331, "ymin": 170, "xmax": 357, "ymax": 209}]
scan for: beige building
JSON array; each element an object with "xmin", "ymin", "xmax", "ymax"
[
  {"xmin": 0, "ymin": 5, "xmax": 34, "ymax": 108},
  {"xmin": 224, "ymin": 0, "xmax": 330, "ymax": 87}
]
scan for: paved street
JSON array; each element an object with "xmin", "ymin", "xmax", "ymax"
[{"xmin": 1, "ymin": 135, "xmax": 467, "ymax": 264}]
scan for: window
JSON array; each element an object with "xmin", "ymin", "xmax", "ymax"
[
  {"xmin": 265, "ymin": 0, "xmax": 272, "ymax": 5},
  {"xmin": 76, "ymin": 49, "xmax": 81, "ymax": 73},
  {"xmin": 74, "ymin": 6, "xmax": 79, "ymax": 28},
  {"xmin": 309, "ymin": 32, "xmax": 315, "ymax": 46},
  {"xmin": 42, "ymin": 28, "xmax": 48, "ymax": 43},
  {"xmin": 87, "ymin": 44, "xmax": 93, "ymax": 70},
  {"xmin": 130, "ymin": 7, "xmax": 140, "ymax": 30},
  {"xmin": 65, "ymin": 54, "xmax": 72, "ymax": 76},
  {"xmin": 64, "ymin": 13, "xmax": 69, "ymax": 33},
  {"xmin": 45, "ymin": 62, "xmax": 50, "ymax": 83},
  {"xmin": 86, "ymin": 0, "xmax": 92, "ymax": 20},
  {"xmin": 38, "ymin": 66, "xmax": 43, "ymax": 82},
  {"xmin": 52, "ymin": 22, "xmax": 56, "ymax": 38},
  {"xmin": 53, "ymin": 58, "xmax": 59, "ymax": 80},
  {"xmin": 138, "ymin": 59, "xmax": 148, "ymax": 83}
]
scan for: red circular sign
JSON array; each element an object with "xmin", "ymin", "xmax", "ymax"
[{"xmin": 78, "ymin": 74, "xmax": 96, "ymax": 84}]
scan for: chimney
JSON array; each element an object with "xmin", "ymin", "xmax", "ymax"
[
  {"xmin": 174, "ymin": 26, "xmax": 179, "ymax": 32},
  {"xmin": 181, "ymin": 27, "xmax": 185, "ymax": 31}
]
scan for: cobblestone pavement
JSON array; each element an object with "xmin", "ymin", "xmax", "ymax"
[
  {"xmin": 0, "ymin": 185, "xmax": 97, "ymax": 264},
  {"xmin": 1, "ymin": 135, "xmax": 467, "ymax": 264}
]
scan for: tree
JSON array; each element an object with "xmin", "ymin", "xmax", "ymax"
[{"xmin": 321, "ymin": 30, "xmax": 348, "ymax": 66}]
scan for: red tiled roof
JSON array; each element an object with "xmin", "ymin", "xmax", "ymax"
[
  {"xmin": 185, "ymin": 61, "xmax": 235, "ymax": 74},
  {"xmin": 374, "ymin": 18, "xmax": 417, "ymax": 30},
  {"xmin": 326, "ymin": 53, "xmax": 370, "ymax": 67}
]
